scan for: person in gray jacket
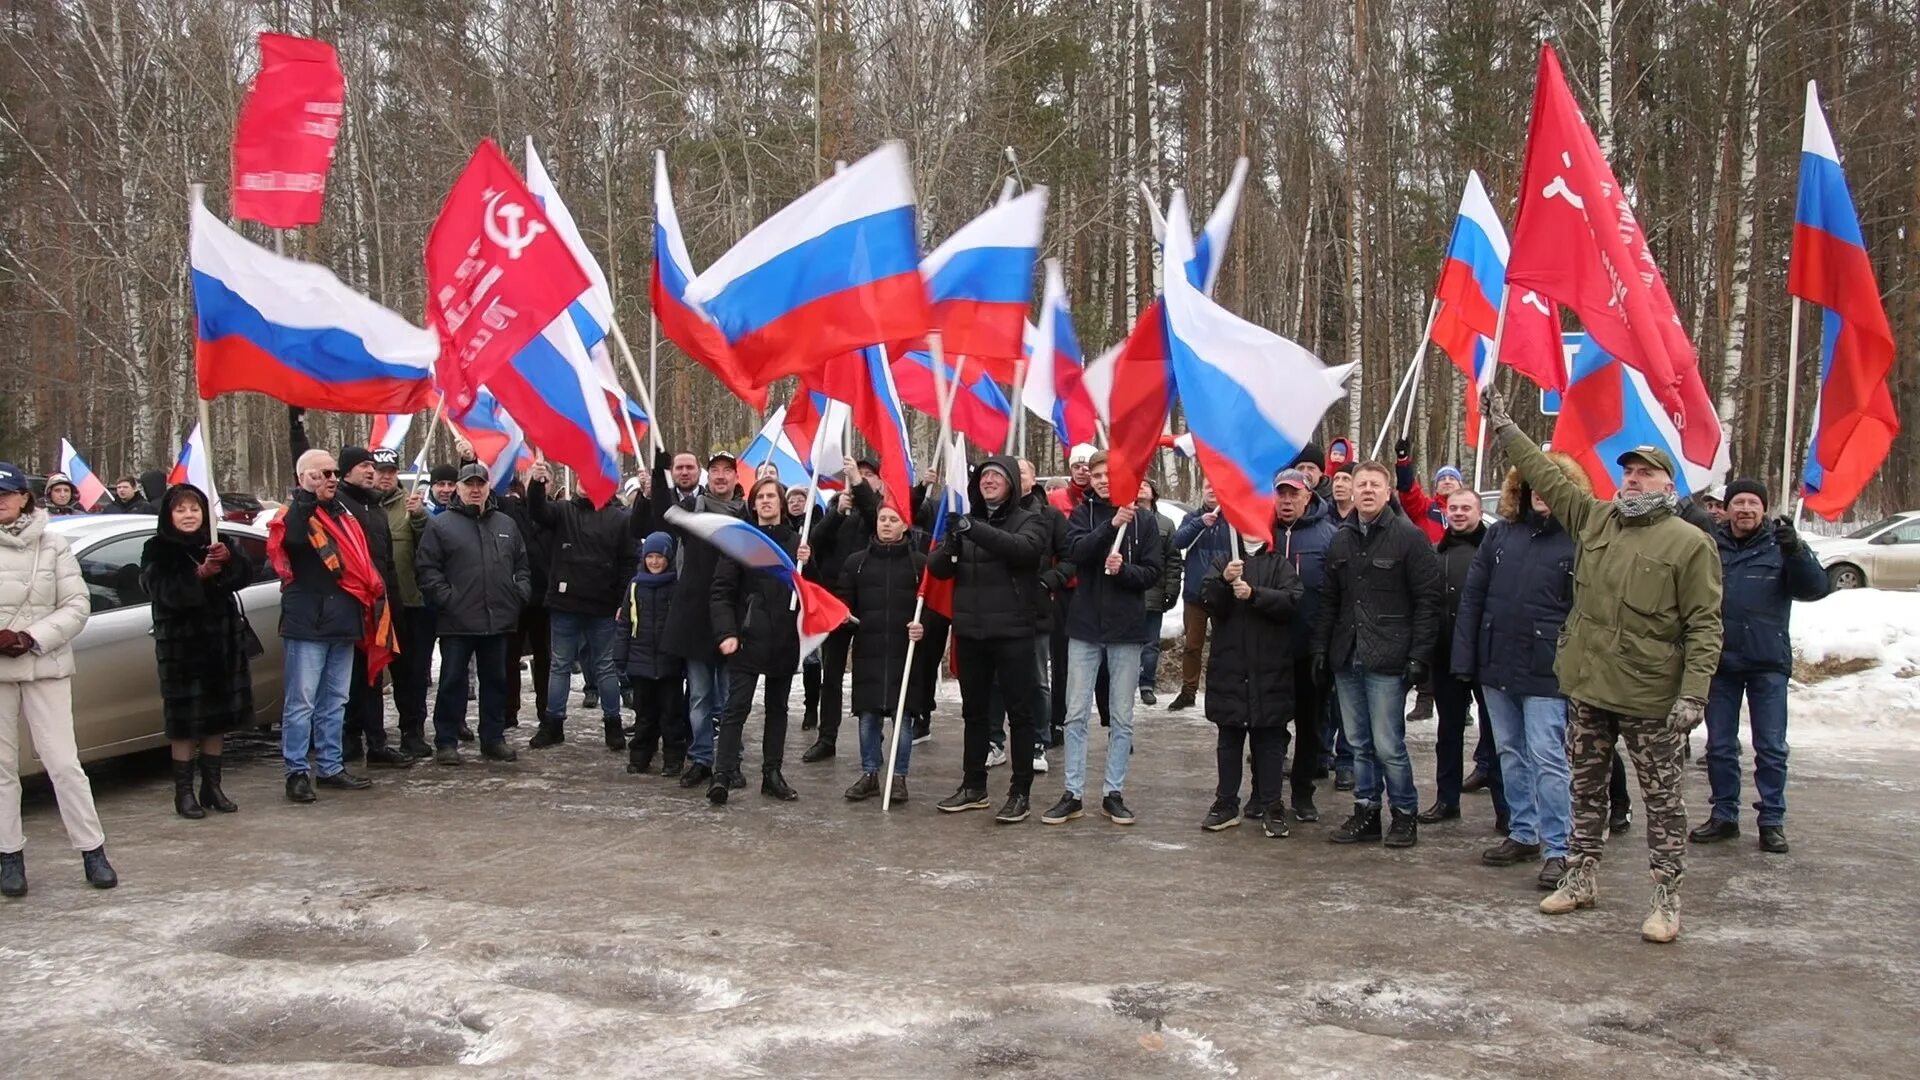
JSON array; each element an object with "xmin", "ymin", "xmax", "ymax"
[{"xmin": 416, "ymin": 464, "xmax": 531, "ymax": 765}]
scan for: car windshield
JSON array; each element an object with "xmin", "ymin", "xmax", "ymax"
[{"xmin": 1845, "ymin": 516, "xmax": 1907, "ymax": 540}]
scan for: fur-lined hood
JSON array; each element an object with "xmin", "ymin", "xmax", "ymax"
[{"xmin": 1499, "ymin": 451, "xmax": 1589, "ymax": 522}]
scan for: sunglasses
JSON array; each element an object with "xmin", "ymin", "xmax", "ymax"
[{"xmin": 310, "ymin": 469, "xmax": 338, "ymax": 479}]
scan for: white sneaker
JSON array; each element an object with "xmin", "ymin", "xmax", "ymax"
[
  {"xmin": 985, "ymin": 744, "xmax": 1009, "ymax": 768},
  {"xmin": 1032, "ymin": 751, "xmax": 1049, "ymax": 773}
]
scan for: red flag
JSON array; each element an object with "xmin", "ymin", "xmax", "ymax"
[
  {"xmin": 423, "ymin": 139, "xmax": 590, "ymax": 417},
  {"xmin": 1103, "ymin": 301, "xmax": 1175, "ymax": 513},
  {"xmin": 230, "ymin": 34, "xmax": 345, "ymax": 228},
  {"xmin": 1507, "ymin": 44, "xmax": 1719, "ymax": 468},
  {"xmin": 820, "ymin": 347, "xmax": 916, "ymax": 517}
]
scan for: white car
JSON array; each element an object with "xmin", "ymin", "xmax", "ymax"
[{"xmin": 1806, "ymin": 512, "xmax": 1920, "ymax": 590}]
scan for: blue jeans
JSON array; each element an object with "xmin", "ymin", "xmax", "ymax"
[
  {"xmin": 1064, "ymin": 638, "xmax": 1141, "ymax": 798},
  {"xmin": 859, "ymin": 711, "xmax": 912, "ymax": 776},
  {"xmin": 686, "ymin": 658, "xmax": 730, "ymax": 766},
  {"xmin": 434, "ymin": 634, "xmax": 509, "ymax": 748},
  {"xmin": 282, "ymin": 638, "xmax": 353, "ymax": 777},
  {"xmin": 1706, "ymin": 670, "xmax": 1790, "ymax": 826},
  {"xmin": 1139, "ymin": 611, "xmax": 1162, "ymax": 689},
  {"xmin": 545, "ymin": 612, "xmax": 621, "ymax": 724},
  {"xmin": 1482, "ymin": 688, "xmax": 1572, "ymax": 857},
  {"xmin": 1333, "ymin": 660, "xmax": 1417, "ymax": 813}
]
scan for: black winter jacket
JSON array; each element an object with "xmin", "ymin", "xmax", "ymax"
[
  {"xmin": 1713, "ymin": 523, "xmax": 1830, "ymax": 675},
  {"xmin": 662, "ymin": 490, "xmax": 747, "ymax": 662},
  {"xmin": 926, "ymin": 456, "xmax": 1050, "ymax": 641},
  {"xmin": 1199, "ymin": 546, "xmax": 1304, "ymax": 728},
  {"xmin": 834, "ymin": 538, "xmax": 924, "ymax": 716},
  {"xmin": 1024, "ymin": 488, "xmax": 1074, "ymax": 635},
  {"xmin": 528, "ymin": 479, "xmax": 635, "ymax": 616},
  {"xmin": 1435, "ymin": 522, "xmax": 1487, "ymax": 648},
  {"xmin": 415, "ymin": 501, "xmax": 530, "ymax": 636},
  {"xmin": 617, "ymin": 573, "xmax": 681, "ymax": 680},
  {"xmin": 494, "ymin": 493, "xmax": 552, "ymax": 605},
  {"xmin": 807, "ymin": 483, "xmax": 875, "ymax": 587},
  {"xmin": 710, "ymin": 521, "xmax": 801, "ymax": 675},
  {"xmin": 141, "ymin": 525, "xmax": 255, "ymax": 739},
  {"xmin": 1064, "ymin": 492, "xmax": 1163, "ymax": 644},
  {"xmin": 337, "ymin": 479, "xmax": 400, "ymax": 601},
  {"xmin": 275, "ymin": 490, "xmax": 365, "ymax": 643},
  {"xmin": 1451, "ymin": 511, "xmax": 1575, "ymax": 698},
  {"xmin": 1275, "ymin": 496, "xmax": 1339, "ymax": 659},
  {"xmin": 1313, "ymin": 510, "xmax": 1445, "ymax": 675},
  {"xmin": 1143, "ymin": 524, "xmax": 1184, "ymax": 615}
]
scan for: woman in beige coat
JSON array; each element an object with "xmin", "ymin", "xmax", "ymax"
[{"xmin": 0, "ymin": 463, "xmax": 114, "ymax": 896}]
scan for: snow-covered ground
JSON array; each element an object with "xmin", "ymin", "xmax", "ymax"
[{"xmin": 1789, "ymin": 589, "xmax": 1920, "ymax": 749}]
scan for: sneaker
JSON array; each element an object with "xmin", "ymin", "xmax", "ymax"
[
  {"xmin": 936, "ymin": 787, "xmax": 991, "ymax": 813},
  {"xmin": 845, "ymin": 773, "xmax": 881, "ymax": 801},
  {"xmin": 1328, "ymin": 806, "xmax": 1381, "ymax": 844},
  {"xmin": 1032, "ymin": 750, "xmax": 1049, "ymax": 774},
  {"xmin": 434, "ymin": 746, "xmax": 462, "ymax": 766},
  {"xmin": 1539, "ymin": 856, "xmax": 1599, "ymax": 914},
  {"xmin": 1101, "ymin": 792, "xmax": 1135, "ymax": 825},
  {"xmin": 1333, "ymin": 766, "xmax": 1355, "ymax": 792},
  {"xmin": 1291, "ymin": 789, "xmax": 1319, "ymax": 823},
  {"xmin": 1140, "ymin": 688, "xmax": 1157, "ymax": 706},
  {"xmin": 1481, "ymin": 838, "xmax": 1543, "ymax": 866},
  {"xmin": 365, "ymin": 745, "xmax": 415, "ymax": 769},
  {"xmin": 1416, "ymin": 801, "xmax": 1459, "ymax": 824},
  {"xmin": 985, "ymin": 744, "xmax": 1009, "ymax": 769},
  {"xmin": 801, "ymin": 739, "xmax": 836, "ymax": 763},
  {"xmin": 285, "ymin": 772, "xmax": 316, "ymax": 803},
  {"xmin": 1200, "ymin": 799, "xmax": 1241, "ymax": 831},
  {"xmin": 316, "ymin": 770, "xmax": 372, "ymax": 790},
  {"xmin": 1167, "ymin": 688, "xmax": 1196, "ymax": 711},
  {"xmin": 1383, "ymin": 808, "xmax": 1418, "ymax": 848},
  {"xmin": 1609, "ymin": 806, "xmax": 1632, "ymax": 835},
  {"xmin": 1041, "ymin": 794, "xmax": 1084, "ymax": 824},
  {"xmin": 1688, "ymin": 817, "xmax": 1739, "ymax": 843},
  {"xmin": 994, "ymin": 794, "xmax": 1031, "ymax": 823},
  {"xmin": 1244, "ymin": 799, "xmax": 1266, "ymax": 821},
  {"xmin": 1759, "ymin": 825, "xmax": 1789, "ymax": 854},
  {"xmin": 1262, "ymin": 813, "xmax": 1291, "ymax": 839},
  {"xmin": 1641, "ymin": 880, "xmax": 1681, "ymax": 943},
  {"xmin": 81, "ymin": 846, "xmax": 117, "ymax": 889},
  {"xmin": 1536, "ymin": 856, "xmax": 1569, "ymax": 890},
  {"xmin": 480, "ymin": 741, "xmax": 518, "ymax": 762}
]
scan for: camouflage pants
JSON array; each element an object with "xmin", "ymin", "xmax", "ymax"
[{"xmin": 1567, "ymin": 699, "xmax": 1687, "ymax": 887}]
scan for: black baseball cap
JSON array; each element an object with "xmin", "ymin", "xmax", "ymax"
[{"xmin": 371, "ymin": 448, "xmax": 401, "ymax": 470}]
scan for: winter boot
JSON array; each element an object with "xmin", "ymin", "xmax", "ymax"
[
  {"xmin": 197, "ymin": 755, "xmax": 238, "ymax": 814},
  {"xmin": 81, "ymin": 846, "xmax": 117, "ymax": 889},
  {"xmin": 0, "ymin": 851, "xmax": 22, "ymax": 897},
  {"xmin": 845, "ymin": 773, "xmax": 881, "ymax": 801},
  {"xmin": 678, "ymin": 761, "xmax": 713, "ymax": 788},
  {"xmin": 888, "ymin": 777, "xmax": 908, "ymax": 805},
  {"xmin": 1759, "ymin": 826, "xmax": 1789, "ymax": 854},
  {"xmin": 399, "ymin": 732, "xmax": 433, "ymax": 760},
  {"xmin": 529, "ymin": 720, "xmax": 565, "ymax": 749},
  {"xmin": 285, "ymin": 772, "xmax": 316, "ymax": 803},
  {"xmin": 1333, "ymin": 765, "xmax": 1355, "ymax": 792},
  {"xmin": 1200, "ymin": 798, "xmax": 1241, "ymax": 832},
  {"xmin": 1383, "ymin": 809, "xmax": 1419, "ymax": 848},
  {"xmin": 1167, "ymin": 688, "xmax": 1196, "ymax": 711},
  {"xmin": 627, "ymin": 748, "xmax": 655, "ymax": 775},
  {"xmin": 172, "ymin": 759, "xmax": 205, "ymax": 819},
  {"xmin": 1328, "ymin": 805, "xmax": 1382, "ymax": 844},
  {"xmin": 480, "ymin": 741, "xmax": 518, "ymax": 762},
  {"xmin": 761, "ymin": 768, "xmax": 799, "ymax": 801},
  {"xmin": 707, "ymin": 770, "xmax": 743, "ymax": 805},
  {"xmin": 1539, "ymin": 856, "xmax": 1599, "ymax": 915},
  {"xmin": 604, "ymin": 719, "xmax": 627, "ymax": 752},
  {"xmin": 1641, "ymin": 880, "xmax": 1681, "ymax": 943},
  {"xmin": 1408, "ymin": 689, "xmax": 1434, "ymax": 722},
  {"xmin": 660, "ymin": 751, "xmax": 686, "ymax": 778},
  {"xmin": 582, "ymin": 685, "xmax": 599, "ymax": 712},
  {"xmin": 801, "ymin": 739, "xmax": 836, "ymax": 763}
]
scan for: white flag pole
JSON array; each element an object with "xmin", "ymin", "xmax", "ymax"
[
  {"xmin": 607, "ymin": 320, "xmax": 667, "ymax": 456},
  {"xmin": 409, "ymin": 399, "xmax": 446, "ymax": 495},
  {"xmin": 879, "ymin": 594, "xmax": 925, "ymax": 812},
  {"xmin": 1781, "ymin": 296, "xmax": 1804, "ymax": 513},
  {"xmin": 197, "ymin": 398, "xmax": 219, "ymax": 544},
  {"xmin": 1472, "ymin": 287, "xmax": 1513, "ymax": 492},
  {"xmin": 1370, "ymin": 295, "xmax": 1439, "ymax": 459}
]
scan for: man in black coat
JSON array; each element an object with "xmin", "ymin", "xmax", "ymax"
[
  {"xmin": 415, "ymin": 464, "xmax": 530, "ymax": 765},
  {"xmin": 495, "ymin": 478, "xmax": 553, "ymax": 727},
  {"xmin": 1313, "ymin": 461, "xmax": 1444, "ymax": 849},
  {"xmin": 1422, "ymin": 488, "xmax": 1506, "ymax": 827},
  {"xmin": 334, "ymin": 446, "xmax": 414, "ymax": 770},
  {"xmin": 651, "ymin": 448, "xmax": 747, "ymax": 787},
  {"xmin": 987, "ymin": 459, "xmax": 1072, "ymax": 771},
  {"xmin": 526, "ymin": 461, "xmax": 636, "ymax": 751},
  {"xmin": 928, "ymin": 455, "xmax": 1051, "ymax": 823}
]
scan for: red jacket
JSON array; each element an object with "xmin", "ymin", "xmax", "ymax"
[
  {"xmin": 1396, "ymin": 465, "xmax": 1446, "ymax": 544},
  {"xmin": 1048, "ymin": 481, "xmax": 1090, "ymax": 517}
]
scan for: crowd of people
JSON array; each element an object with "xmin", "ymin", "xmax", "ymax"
[{"xmin": 0, "ymin": 388, "xmax": 1834, "ymax": 943}]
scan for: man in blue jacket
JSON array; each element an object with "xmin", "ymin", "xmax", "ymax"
[
  {"xmin": 1689, "ymin": 480, "xmax": 1829, "ymax": 854},
  {"xmin": 1167, "ymin": 481, "xmax": 1233, "ymax": 711}
]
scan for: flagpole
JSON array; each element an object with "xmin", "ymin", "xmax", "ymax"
[
  {"xmin": 1781, "ymin": 296, "xmax": 1804, "ymax": 511},
  {"xmin": 649, "ymin": 312, "xmax": 660, "ymax": 414},
  {"xmin": 410, "ymin": 399, "xmax": 446, "ymax": 494},
  {"xmin": 1005, "ymin": 357, "xmax": 1026, "ymax": 455},
  {"xmin": 790, "ymin": 454, "xmax": 824, "ymax": 612},
  {"xmin": 607, "ymin": 320, "xmax": 667, "ymax": 456},
  {"xmin": 880, "ymin": 595, "xmax": 925, "ymax": 813},
  {"xmin": 1473, "ymin": 288, "xmax": 1513, "ymax": 492},
  {"xmin": 197, "ymin": 397, "xmax": 219, "ymax": 544},
  {"xmin": 1370, "ymin": 295, "xmax": 1440, "ymax": 460}
]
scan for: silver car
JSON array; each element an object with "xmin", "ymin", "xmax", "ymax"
[
  {"xmin": 1807, "ymin": 512, "xmax": 1920, "ymax": 590},
  {"xmin": 23, "ymin": 516, "xmax": 286, "ymax": 774}
]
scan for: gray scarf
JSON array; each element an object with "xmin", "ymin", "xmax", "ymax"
[{"xmin": 1614, "ymin": 489, "xmax": 1677, "ymax": 520}]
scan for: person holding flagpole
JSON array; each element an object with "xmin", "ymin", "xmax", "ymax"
[
  {"xmin": 835, "ymin": 505, "xmax": 925, "ymax": 804},
  {"xmin": 708, "ymin": 477, "xmax": 805, "ymax": 804}
]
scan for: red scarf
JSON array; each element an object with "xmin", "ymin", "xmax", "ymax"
[{"xmin": 268, "ymin": 501, "xmax": 396, "ymax": 682}]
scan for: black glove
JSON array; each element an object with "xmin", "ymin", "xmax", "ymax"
[
  {"xmin": 653, "ymin": 448, "xmax": 672, "ymax": 473},
  {"xmin": 1394, "ymin": 438, "xmax": 1411, "ymax": 461},
  {"xmin": 1311, "ymin": 654, "xmax": 1330, "ymax": 689},
  {"xmin": 1402, "ymin": 659, "xmax": 1430, "ymax": 686},
  {"xmin": 1773, "ymin": 516, "xmax": 1802, "ymax": 554}
]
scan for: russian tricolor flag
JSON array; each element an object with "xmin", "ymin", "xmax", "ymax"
[
  {"xmin": 191, "ymin": 190, "xmax": 437, "ymax": 414},
  {"xmin": 918, "ymin": 187, "xmax": 1047, "ymax": 381},
  {"xmin": 919, "ymin": 434, "xmax": 970, "ymax": 620},
  {"xmin": 1161, "ymin": 191, "xmax": 1352, "ymax": 544},
  {"xmin": 449, "ymin": 388, "xmax": 531, "ymax": 494},
  {"xmin": 651, "ymin": 151, "xmax": 767, "ymax": 411},
  {"xmin": 739, "ymin": 404, "xmax": 818, "ymax": 498},
  {"xmin": 1551, "ymin": 333, "xmax": 1729, "ymax": 499},
  {"xmin": 1432, "ymin": 172, "xmax": 1507, "ymax": 441},
  {"xmin": 1792, "ymin": 82, "xmax": 1899, "ymax": 521},
  {"xmin": 819, "ymin": 346, "xmax": 917, "ymax": 517},
  {"xmin": 167, "ymin": 423, "xmax": 222, "ymax": 514},
  {"xmin": 684, "ymin": 143, "xmax": 931, "ymax": 388},
  {"xmin": 1145, "ymin": 157, "xmax": 1248, "ymax": 297},
  {"xmin": 58, "ymin": 439, "xmax": 108, "ymax": 511},
  {"xmin": 1019, "ymin": 259, "xmax": 1099, "ymax": 451},
  {"xmin": 369, "ymin": 413, "xmax": 412, "ymax": 453},
  {"xmin": 892, "ymin": 348, "xmax": 1012, "ymax": 454},
  {"xmin": 664, "ymin": 506, "xmax": 852, "ymax": 661}
]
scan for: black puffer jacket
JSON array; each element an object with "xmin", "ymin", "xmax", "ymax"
[
  {"xmin": 807, "ymin": 482, "xmax": 875, "ymax": 587},
  {"xmin": 1065, "ymin": 492, "xmax": 1163, "ymax": 643},
  {"xmin": 414, "ymin": 500, "xmax": 530, "ymax": 636},
  {"xmin": 494, "ymin": 492, "xmax": 552, "ymax": 605},
  {"xmin": 1435, "ymin": 522, "xmax": 1486, "ymax": 651},
  {"xmin": 835, "ymin": 537, "xmax": 924, "ymax": 716},
  {"xmin": 1199, "ymin": 545, "xmax": 1304, "ymax": 728},
  {"xmin": 528, "ymin": 479, "xmax": 635, "ymax": 617},
  {"xmin": 710, "ymin": 521, "xmax": 801, "ymax": 676},
  {"xmin": 926, "ymin": 455, "xmax": 1049, "ymax": 641},
  {"xmin": 274, "ymin": 490, "xmax": 364, "ymax": 643},
  {"xmin": 1312, "ymin": 509, "xmax": 1445, "ymax": 675},
  {"xmin": 337, "ymin": 479, "xmax": 400, "ymax": 600},
  {"xmin": 1021, "ymin": 487, "xmax": 1074, "ymax": 635},
  {"xmin": 662, "ymin": 490, "xmax": 747, "ymax": 662}
]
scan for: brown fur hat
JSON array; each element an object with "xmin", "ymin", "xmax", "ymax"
[{"xmin": 1499, "ymin": 450, "xmax": 1591, "ymax": 522}]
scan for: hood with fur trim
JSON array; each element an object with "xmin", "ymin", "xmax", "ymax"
[{"xmin": 1499, "ymin": 450, "xmax": 1589, "ymax": 522}]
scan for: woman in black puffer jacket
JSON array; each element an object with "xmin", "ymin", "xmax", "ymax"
[
  {"xmin": 708, "ymin": 478, "xmax": 802, "ymax": 804},
  {"xmin": 834, "ymin": 506, "xmax": 925, "ymax": 803}
]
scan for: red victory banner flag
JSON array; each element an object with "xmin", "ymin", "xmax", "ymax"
[
  {"xmin": 230, "ymin": 33, "xmax": 345, "ymax": 228},
  {"xmin": 423, "ymin": 139, "xmax": 590, "ymax": 417}
]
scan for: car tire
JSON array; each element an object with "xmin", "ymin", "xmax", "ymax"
[{"xmin": 1827, "ymin": 563, "xmax": 1866, "ymax": 590}]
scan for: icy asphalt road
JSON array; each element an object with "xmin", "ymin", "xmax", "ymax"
[{"xmin": 2, "ymin": 680, "xmax": 1916, "ymax": 1079}]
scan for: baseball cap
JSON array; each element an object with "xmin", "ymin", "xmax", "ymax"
[
  {"xmin": 708, "ymin": 450, "xmax": 737, "ymax": 467},
  {"xmin": 1069, "ymin": 443, "xmax": 1098, "ymax": 466},
  {"xmin": 1616, "ymin": 445, "xmax": 1675, "ymax": 477},
  {"xmin": 0, "ymin": 463, "xmax": 27, "ymax": 494},
  {"xmin": 371, "ymin": 447, "xmax": 401, "ymax": 470},
  {"xmin": 44, "ymin": 472, "xmax": 73, "ymax": 489},
  {"xmin": 456, "ymin": 463, "xmax": 490, "ymax": 484},
  {"xmin": 1273, "ymin": 468, "xmax": 1310, "ymax": 491}
]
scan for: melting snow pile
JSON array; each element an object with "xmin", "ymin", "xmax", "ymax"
[{"xmin": 1789, "ymin": 589, "xmax": 1920, "ymax": 748}]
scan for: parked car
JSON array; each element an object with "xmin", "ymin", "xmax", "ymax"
[
  {"xmin": 21, "ymin": 516, "xmax": 286, "ymax": 775},
  {"xmin": 1805, "ymin": 511, "xmax": 1920, "ymax": 590}
]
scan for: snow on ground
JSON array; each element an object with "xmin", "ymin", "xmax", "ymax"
[{"xmin": 1789, "ymin": 589, "xmax": 1920, "ymax": 749}]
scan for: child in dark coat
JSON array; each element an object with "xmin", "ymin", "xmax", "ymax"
[{"xmin": 618, "ymin": 533, "xmax": 685, "ymax": 775}]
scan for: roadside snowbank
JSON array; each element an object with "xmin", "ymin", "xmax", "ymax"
[{"xmin": 1789, "ymin": 589, "xmax": 1920, "ymax": 748}]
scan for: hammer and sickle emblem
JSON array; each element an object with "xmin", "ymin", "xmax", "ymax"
[{"xmin": 484, "ymin": 192, "xmax": 546, "ymax": 260}]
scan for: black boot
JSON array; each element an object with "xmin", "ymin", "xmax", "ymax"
[
  {"xmin": 81, "ymin": 846, "xmax": 117, "ymax": 889},
  {"xmin": 197, "ymin": 755, "xmax": 238, "ymax": 813},
  {"xmin": 172, "ymin": 759, "xmax": 205, "ymax": 819},
  {"xmin": 801, "ymin": 739, "xmax": 836, "ymax": 763},
  {"xmin": 285, "ymin": 772, "xmax": 316, "ymax": 803},
  {"xmin": 845, "ymin": 772, "xmax": 880, "ymax": 801},
  {"xmin": 1329, "ymin": 805, "xmax": 1382, "ymax": 844},
  {"xmin": 0, "ymin": 851, "xmax": 22, "ymax": 897},
  {"xmin": 1383, "ymin": 808, "xmax": 1419, "ymax": 848},
  {"xmin": 399, "ymin": 732, "xmax": 433, "ymax": 759},
  {"xmin": 1166, "ymin": 688, "xmax": 1196, "ymax": 711},
  {"xmin": 604, "ymin": 719, "xmax": 627, "ymax": 752},
  {"xmin": 582, "ymin": 685, "xmax": 599, "ymax": 711},
  {"xmin": 529, "ymin": 721, "xmax": 565, "ymax": 749},
  {"xmin": 679, "ymin": 761, "xmax": 713, "ymax": 788},
  {"xmin": 365, "ymin": 745, "xmax": 415, "ymax": 769},
  {"xmin": 660, "ymin": 752, "xmax": 686, "ymax": 777},
  {"xmin": 802, "ymin": 704, "xmax": 819, "ymax": 731},
  {"xmin": 707, "ymin": 769, "xmax": 744, "ymax": 805},
  {"xmin": 762, "ymin": 768, "xmax": 799, "ymax": 801},
  {"xmin": 457, "ymin": 723, "xmax": 476, "ymax": 743},
  {"xmin": 1416, "ymin": 801, "xmax": 1459, "ymax": 824}
]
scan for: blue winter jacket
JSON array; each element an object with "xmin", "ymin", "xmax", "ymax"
[
  {"xmin": 1713, "ymin": 524, "xmax": 1829, "ymax": 676},
  {"xmin": 1170, "ymin": 505, "xmax": 1234, "ymax": 603},
  {"xmin": 1451, "ymin": 510, "xmax": 1575, "ymax": 699},
  {"xmin": 1273, "ymin": 494, "xmax": 1338, "ymax": 658}
]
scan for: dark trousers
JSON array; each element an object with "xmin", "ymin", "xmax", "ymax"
[
  {"xmin": 1047, "ymin": 621, "xmax": 1069, "ymax": 736},
  {"xmin": 506, "ymin": 605, "xmax": 551, "ymax": 724},
  {"xmin": 716, "ymin": 666, "xmax": 792, "ymax": 775},
  {"xmin": 346, "ymin": 648, "xmax": 389, "ymax": 749},
  {"xmin": 628, "ymin": 674, "xmax": 687, "ymax": 767},
  {"xmin": 814, "ymin": 626, "xmax": 855, "ymax": 741},
  {"xmin": 433, "ymin": 633, "xmax": 508, "ymax": 748},
  {"xmin": 956, "ymin": 635, "xmax": 1039, "ymax": 795},
  {"xmin": 391, "ymin": 605, "xmax": 436, "ymax": 739},
  {"xmin": 1435, "ymin": 677, "xmax": 1508, "ymax": 820},
  {"xmin": 1288, "ymin": 656, "xmax": 1324, "ymax": 796},
  {"xmin": 1217, "ymin": 724, "xmax": 1287, "ymax": 809},
  {"xmin": 908, "ymin": 617, "xmax": 949, "ymax": 716},
  {"xmin": 988, "ymin": 638, "xmax": 1052, "ymax": 751},
  {"xmin": 1610, "ymin": 750, "xmax": 1630, "ymax": 811},
  {"xmin": 1319, "ymin": 682, "xmax": 1351, "ymax": 769}
]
